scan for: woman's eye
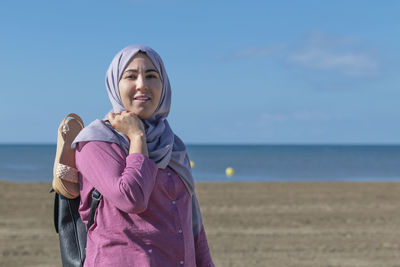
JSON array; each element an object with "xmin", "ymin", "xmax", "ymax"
[
  {"xmin": 126, "ymin": 75, "xmax": 136, "ymax": 79},
  {"xmin": 146, "ymin": 74, "xmax": 157, "ymax": 79}
]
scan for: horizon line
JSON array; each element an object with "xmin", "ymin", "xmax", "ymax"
[{"xmin": 1, "ymin": 142, "xmax": 400, "ymax": 146}]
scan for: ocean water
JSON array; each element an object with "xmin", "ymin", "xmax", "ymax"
[{"xmin": 1, "ymin": 144, "xmax": 400, "ymax": 182}]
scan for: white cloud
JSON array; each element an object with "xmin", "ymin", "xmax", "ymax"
[
  {"xmin": 223, "ymin": 32, "xmax": 379, "ymax": 77},
  {"xmin": 289, "ymin": 32, "xmax": 379, "ymax": 77},
  {"xmin": 221, "ymin": 44, "xmax": 286, "ymax": 60}
]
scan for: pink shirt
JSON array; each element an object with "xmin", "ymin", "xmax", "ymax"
[{"xmin": 75, "ymin": 141, "xmax": 214, "ymax": 267}]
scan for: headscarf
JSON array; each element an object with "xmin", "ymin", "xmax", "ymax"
[{"xmin": 72, "ymin": 45, "xmax": 202, "ymax": 235}]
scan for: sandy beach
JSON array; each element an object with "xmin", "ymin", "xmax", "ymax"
[{"xmin": 1, "ymin": 181, "xmax": 400, "ymax": 267}]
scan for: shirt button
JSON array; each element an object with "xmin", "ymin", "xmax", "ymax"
[
  {"xmin": 167, "ymin": 172, "xmax": 171, "ymax": 176},
  {"xmin": 180, "ymin": 261, "xmax": 184, "ymax": 265},
  {"xmin": 172, "ymin": 200, "xmax": 176, "ymax": 205},
  {"xmin": 178, "ymin": 229, "xmax": 182, "ymax": 233}
]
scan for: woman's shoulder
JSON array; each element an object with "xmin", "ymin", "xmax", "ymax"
[
  {"xmin": 75, "ymin": 141, "xmax": 127, "ymax": 171},
  {"xmin": 72, "ymin": 119, "xmax": 129, "ymax": 163},
  {"xmin": 75, "ymin": 140, "xmax": 115, "ymax": 151},
  {"xmin": 72, "ymin": 119, "xmax": 119, "ymax": 145}
]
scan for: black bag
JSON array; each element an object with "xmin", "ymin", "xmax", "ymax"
[{"xmin": 53, "ymin": 189, "xmax": 102, "ymax": 267}]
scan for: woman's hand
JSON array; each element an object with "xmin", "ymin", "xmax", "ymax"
[
  {"xmin": 107, "ymin": 111, "xmax": 149, "ymax": 156},
  {"xmin": 107, "ymin": 111, "xmax": 145, "ymax": 140}
]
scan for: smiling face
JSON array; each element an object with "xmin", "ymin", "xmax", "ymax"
[{"xmin": 118, "ymin": 53, "xmax": 163, "ymax": 119}]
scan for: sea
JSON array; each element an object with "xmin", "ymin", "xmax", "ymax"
[{"xmin": 1, "ymin": 144, "xmax": 400, "ymax": 183}]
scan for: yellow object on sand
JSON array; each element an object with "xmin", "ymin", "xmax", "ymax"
[
  {"xmin": 190, "ymin": 161, "xmax": 195, "ymax": 168},
  {"xmin": 225, "ymin": 167, "xmax": 234, "ymax": 177}
]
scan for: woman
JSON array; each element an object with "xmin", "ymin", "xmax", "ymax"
[{"xmin": 71, "ymin": 45, "xmax": 214, "ymax": 267}]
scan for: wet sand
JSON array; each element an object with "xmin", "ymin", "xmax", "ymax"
[{"xmin": 1, "ymin": 181, "xmax": 400, "ymax": 267}]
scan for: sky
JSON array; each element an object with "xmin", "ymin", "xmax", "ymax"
[{"xmin": 0, "ymin": 0, "xmax": 399, "ymax": 144}]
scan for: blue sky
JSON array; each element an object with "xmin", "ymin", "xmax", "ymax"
[{"xmin": 1, "ymin": 0, "xmax": 399, "ymax": 144}]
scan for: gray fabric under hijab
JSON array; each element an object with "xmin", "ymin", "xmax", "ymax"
[{"xmin": 72, "ymin": 45, "xmax": 202, "ymax": 235}]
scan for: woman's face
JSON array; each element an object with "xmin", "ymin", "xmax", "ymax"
[{"xmin": 118, "ymin": 53, "xmax": 163, "ymax": 119}]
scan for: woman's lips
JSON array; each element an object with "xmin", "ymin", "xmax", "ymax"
[
  {"xmin": 134, "ymin": 99, "xmax": 150, "ymax": 103},
  {"xmin": 134, "ymin": 95, "xmax": 151, "ymax": 103}
]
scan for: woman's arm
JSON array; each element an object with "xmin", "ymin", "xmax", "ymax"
[
  {"xmin": 76, "ymin": 141, "xmax": 158, "ymax": 214},
  {"xmin": 195, "ymin": 224, "xmax": 215, "ymax": 267},
  {"xmin": 128, "ymin": 134, "xmax": 148, "ymax": 156}
]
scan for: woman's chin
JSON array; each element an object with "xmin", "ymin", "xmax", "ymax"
[
  {"xmin": 124, "ymin": 106, "xmax": 155, "ymax": 120},
  {"xmin": 133, "ymin": 111, "xmax": 150, "ymax": 120}
]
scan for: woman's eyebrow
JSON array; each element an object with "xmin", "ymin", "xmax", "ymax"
[
  {"xmin": 145, "ymin": 69, "xmax": 158, "ymax": 73},
  {"xmin": 124, "ymin": 69, "xmax": 158, "ymax": 73}
]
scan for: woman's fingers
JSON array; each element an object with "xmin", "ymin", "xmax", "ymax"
[
  {"xmin": 107, "ymin": 112, "xmax": 116, "ymax": 121},
  {"xmin": 107, "ymin": 111, "xmax": 125, "ymax": 119}
]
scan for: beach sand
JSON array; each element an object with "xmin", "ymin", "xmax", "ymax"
[{"xmin": 1, "ymin": 181, "xmax": 400, "ymax": 267}]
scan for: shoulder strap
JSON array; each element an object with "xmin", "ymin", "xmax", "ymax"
[{"xmin": 87, "ymin": 189, "xmax": 102, "ymax": 230}]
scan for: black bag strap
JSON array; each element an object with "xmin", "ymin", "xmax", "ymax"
[
  {"xmin": 53, "ymin": 191, "xmax": 59, "ymax": 233},
  {"xmin": 87, "ymin": 189, "xmax": 102, "ymax": 230}
]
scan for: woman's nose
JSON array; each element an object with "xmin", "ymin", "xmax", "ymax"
[{"xmin": 136, "ymin": 75, "xmax": 148, "ymax": 91}]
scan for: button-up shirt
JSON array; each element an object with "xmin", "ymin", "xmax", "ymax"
[{"xmin": 75, "ymin": 141, "xmax": 214, "ymax": 267}]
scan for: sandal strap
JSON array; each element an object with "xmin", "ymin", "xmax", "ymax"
[
  {"xmin": 60, "ymin": 113, "xmax": 84, "ymax": 135},
  {"xmin": 56, "ymin": 163, "xmax": 79, "ymax": 183}
]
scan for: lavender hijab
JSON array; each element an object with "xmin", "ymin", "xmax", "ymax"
[{"xmin": 72, "ymin": 45, "xmax": 202, "ymax": 235}]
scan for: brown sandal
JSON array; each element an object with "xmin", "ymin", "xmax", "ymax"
[{"xmin": 52, "ymin": 113, "xmax": 84, "ymax": 199}]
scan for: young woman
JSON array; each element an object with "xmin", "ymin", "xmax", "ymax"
[{"xmin": 72, "ymin": 45, "xmax": 214, "ymax": 267}]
